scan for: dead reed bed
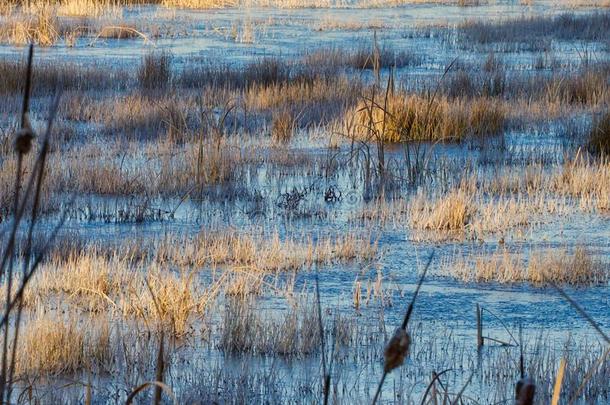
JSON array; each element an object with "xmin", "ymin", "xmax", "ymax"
[
  {"xmin": 14, "ymin": 312, "xmax": 112, "ymax": 376},
  {"xmin": 447, "ymin": 247, "xmax": 609, "ymax": 285},
  {"xmin": 138, "ymin": 51, "xmax": 172, "ymax": 90},
  {"xmin": 350, "ymin": 93, "xmax": 506, "ymax": 142},
  {"xmin": 219, "ymin": 296, "xmax": 326, "ymax": 355},
  {"xmin": 442, "ymin": 64, "xmax": 610, "ymax": 108},
  {"xmin": 155, "ymin": 229, "xmax": 378, "ymax": 270},
  {"xmin": 27, "ymin": 251, "xmax": 222, "ymax": 336},
  {"xmin": 301, "ymin": 46, "xmax": 421, "ymax": 70},
  {"xmin": 10, "ymin": 229, "xmax": 376, "ymax": 319},
  {"xmin": 0, "ymin": 58, "xmax": 129, "ymax": 95},
  {"xmin": 353, "ymin": 157, "xmax": 609, "ymax": 239},
  {"xmin": 0, "ymin": 1, "xmax": 139, "ymax": 46},
  {"xmin": 455, "ymin": 11, "xmax": 610, "ymax": 46}
]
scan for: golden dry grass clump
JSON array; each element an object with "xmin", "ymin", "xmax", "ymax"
[
  {"xmin": 130, "ymin": 266, "xmax": 221, "ymax": 336},
  {"xmin": 1, "ymin": 5, "xmax": 61, "ymax": 46},
  {"xmin": 33, "ymin": 249, "xmax": 132, "ymax": 311},
  {"xmin": 271, "ymin": 109, "xmax": 295, "ymax": 143},
  {"xmin": 155, "ymin": 230, "xmax": 378, "ymax": 271},
  {"xmin": 409, "ymin": 189, "xmax": 473, "ymax": 231},
  {"xmin": 15, "ymin": 314, "xmax": 111, "ymax": 376},
  {"xmin": 449, "ymin": 247, "xmax": 609, "ymax": 285},
  {"xmin": 57, "ymin": 0, "xmax": 122, "ymax": 18},
  {"xmin": 20, "ymin": 231, "xmax": 374, "ymax": 336},
  {"xmin": 0, "ymin": 0, "xmax": 125, "ymax": 46},
  {"xmin": 23, "ymin": 138, "xmax": 243, "ymax": 198},
  {"xmin": 352, "ymin": 93, "xmax": 505, "ymax": 143},
  {"xmin": 28, "ymin": 249, "xmax": 222, "ymax": 336},
  {"xmin": 551, "ymin": 156, "xmax": 610, "ymax": 211}
]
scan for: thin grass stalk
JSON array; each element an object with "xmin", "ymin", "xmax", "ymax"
[
  {"xmin": 314, "ymin": 273, "xmax": 330, "ymax": 405},
  {"xmin": 401, "ymin": 253, "xmax": 435, "ymax": 330},
  {"xmin": 451, "ymin": 370, "xmax": 474, "ymax": 404},
  {"xmin": 551, "ymin": 358, "xmax": 566, "ymax": 405},
  {"xmin": 153, "ymin": 332, "xmax": 165, "ymax": 405},
  {"xmin": 144, "ymin": 278, "xmax": 166, "ymax": 405},
  {"xmin": 85, "ymin": 374, "xmax": 92, "ymax": 405},
  {"xmin": 0, "ymin": 93, "xmax": 64, "ymax": 334},
  {"xmin": 551, "ymin": 283, "xmax": 610, "ymax": 344},
  {"xmin": 419, "ymin": 369, "xmax": 451, "ymax": 405},
  {"xmin": 519, "ymin": 325, "xmax": 524, "ymax": 379},
  {"xmin": 126, "ymin": 382, "xmax": 177, "ymax": 405},
  {"xmin": 377, "ymin": 68, "xmax": 393, "ymax": 189}
]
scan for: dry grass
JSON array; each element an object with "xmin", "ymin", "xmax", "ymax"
[
  {"xmin": 471, "ymin": 158, "xmax": 610, "ymax": 212},
  {"xmin": 407, "ymin": 188, "xmax": 545, "ymax": 239},
  {"xmin": 0, "ymin": 5, "xmax": 62, "ymax": 46},
  {"xmin": 57, "ymin": 0, "xmax": 122, "ymax": 17},
  {"xmin": 156, "ymin": 230, "xmax": 378, "ymax": 271},
  {"xmin": 24, "ymin": 249, "xmax": 222, "ymax": 336},
  {"xmin": 17, "ymin": 139, "xmax": 242, "ymax": 197},
  {"xmin": 355, "ymin": 157, "xmax": 610, "ymax": 238},
  {"xmin": 0, "ymin": 58, "xmax": 128, "ymax": 95},
  {"xmin": 138, "ymin": 51, "xmax": 172, "ymax": 90},
  {"xmin": 0, "ymin": 1, "xmax": 130, "ymax": 46},
  {"xmin": 448, "ymin": 247, "xmax": 609, "ymax": 285},
  {"xmin": 441, "ymin": 64, "xmax": 610, "ymax": 107},
  {"xmin": 410, "ymin": 189, "xmax": 472, "ymax": 231},
  {"xmin": 271, "ymin": 109, "xmax": 296, "ymax": 143},
  {"xmin": 351, "ymin": 93, "xmax": 506, "ymax": 142},
  {"xmin": 1, "ymin": 5, "xmax": 609, "ymax": 404},
  {"xmin": 11, "ymin": 230, "xmax": 375, "ymax": 337},
  {"xmin": 219, "ymin": 296, "xmax": 326, "ymax": 355},
  {"xmin": 160, "ymin": 0, "xmax": 237, "ymax": 8},
  {"xmin": 456, "ymin": 12, "xmax": 610, "ymax": 45},
  {"xmin": 550, "ymin": 157, "xmax": 610, "ymax": 211},
  {"xmin": 131, "ymin": 265, "xmax": 219, "ymax": 336},
  {"xmin": 15, "ymin": 313, "xmax": 112, "ymax": 376},
  {"xmin": 314, "ymin": 17, "xmax": 388, "ymax": 31}
]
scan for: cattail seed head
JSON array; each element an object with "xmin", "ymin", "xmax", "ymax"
[
  {"xmin": 383, "ymin": 328, "xmax": 410, "ymax": 373},
  {"xmin": 515, "ymin": 378, "xmax": 536, "ymax": 405},
  {"xmin": 14, "ymin": 128, "xmax": 34, "ymax": 155}
]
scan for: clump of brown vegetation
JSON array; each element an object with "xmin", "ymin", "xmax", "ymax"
[
  {"xmin": 410, "ymin": 189, "xmax": 472, "ymax": 231},
  {"xmin": 30, "ymin": 250, "xmax": 222, "ymax": 336},
  {"xmin": 15, "ymin": 314, "xmax": 112, "ymax": 376},
  {"xmin": 588, "ymin": 111, "xmax": 610, "ymax": 156},
  {"xmin": 155, "ymin": 230, "xmax": 378, "ymax": 271},
  {"xmin": 456, "ymin": 12, "xmax": 610, "ymax": 45},
  {"xmin": 138, "ymin": 51, "xmax": 172, "ymax": 90},
  {"xmin": 0, "ymin": 58, "xmax": 128, "ymax": 95},
  {"xmin": 449, "ymin": 247, "xmax": 609, "ymax": 285},
  {"xmin": 0, "ymin": 5, "xmax": 62, "ymax": 46},
  {"xmin": 219, "ymin": 296, "xmax": 330, "ymax": 355},
  {"xmin": 271, "ymin": 109, "xmax": 296, "ymax": 143},
  {"xmin": 352, "ymin": 93, "xmax": 506, "ymax": 142}
]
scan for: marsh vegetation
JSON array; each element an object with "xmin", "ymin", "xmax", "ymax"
[{"xmin": 0, "ymin": 0, "xmax": 609, "ymax": 404}]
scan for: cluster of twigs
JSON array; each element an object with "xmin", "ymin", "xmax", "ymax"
[{"xmin": 0, "ymin": 44, "xmax": 64, "ymax": 403}]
